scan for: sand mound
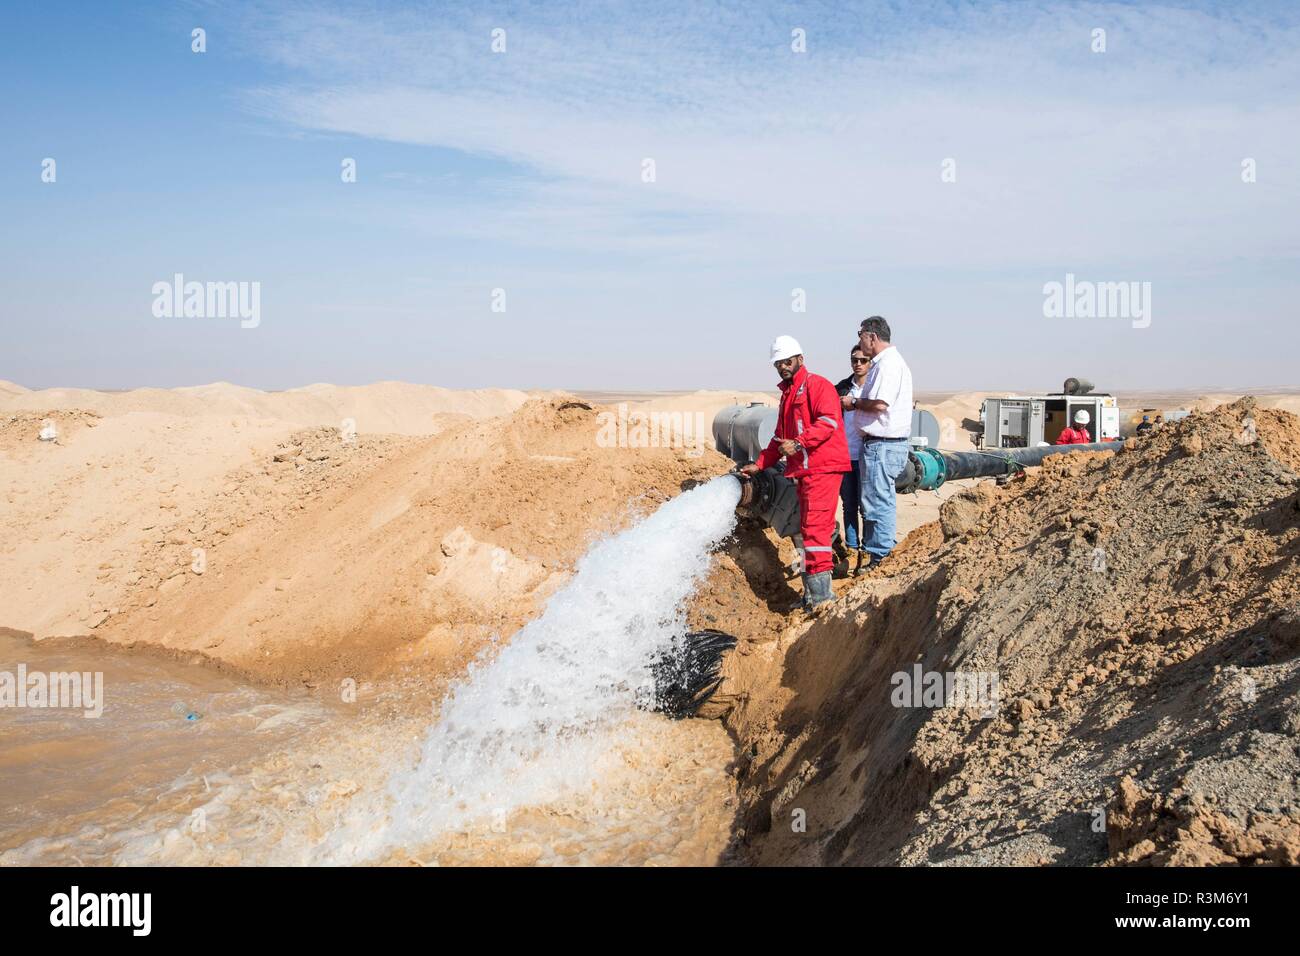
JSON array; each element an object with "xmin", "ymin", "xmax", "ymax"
[
  {"xmin": 625, "ymin": 390, "xmax": 775, "ymax": 416},
  {"xmin": 694, "ymin": 397, "xmax": 1300, "ymax": 865},
  {"xmin": 7, "ymin": 397, "xmax": 730, "ymax": 689},
  {"xmin": 588, "ymin": 390, "xmax": 777, "ymax": 451},
  {"xmin": 1, "ymin": 384, "xmax": 734, "ymax": 680},
  {"xmin": 0, "ymin": 381, "xmax": 563, "ymax": 654},
  {"xmin": 1188, "ymin": 392, "xmax": 1300, "ymax": 418},
  {"xmin": 916, "ymin": 391, "xmax": 1005, "ymax": 443},
  {"xmin": 1, "ymin": 409, "xmax": 302, "ymax": 638}
]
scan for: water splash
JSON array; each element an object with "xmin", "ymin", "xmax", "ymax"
[{"xmin": 320, "ymin": 475, "xmax": 741, "ymax": 862}]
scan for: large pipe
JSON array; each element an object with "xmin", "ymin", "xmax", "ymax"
[
  {"xmin": 712, "ymin": 403, "xmax": 943, "ymax": 464},
  {"xmin": 1063, "ymin": 377, "xmax": 1095, "ymax": 395},
  {"xmin": 897, "ymin": 442, "xmax": 1117, "ymax": 493},
  {"xmin": 713, "ymin": 403, "xmax": 777, "ymax": 468},
  {"xmin": 730, "ymin": 463, "xmax": 802, "ymax": 538},
  {"xmin": 713, "ymin": 405, "xmax": 801, "ymax": 535},
  {"xmin": 713, "ymin": 405, "xmax": 1117, "ymax": 505}
]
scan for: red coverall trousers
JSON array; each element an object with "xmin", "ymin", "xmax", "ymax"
[{"xmin": 796, "ymin": 472, "xmax": 842, "ymax": 574}]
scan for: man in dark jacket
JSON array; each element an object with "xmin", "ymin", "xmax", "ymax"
[{"xmin": 835, "ymin": 344, "xmax": 871, "ymax": 575}]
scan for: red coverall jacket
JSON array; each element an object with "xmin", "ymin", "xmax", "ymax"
[
  {"xmin": 756, "ymin": 365, "xmax": 851, "ymax": 477},
  {"xmin": 1055, "ymin": 426, "xmax": 1093, "ymax": 445}
]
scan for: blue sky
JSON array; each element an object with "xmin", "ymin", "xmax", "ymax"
[{"xmin": 2, "ymin": 0, "xmax": 1297, "ymax": 391}]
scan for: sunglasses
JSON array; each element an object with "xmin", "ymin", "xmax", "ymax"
[{"xmin": 850, "ymin": 356, "xmax": 869, "ymax": 364}]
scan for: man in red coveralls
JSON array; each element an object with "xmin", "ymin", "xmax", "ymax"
[
  {"xmin": 739, "ymin": 336, "xmax": 851, "ymax": 610},
  {"xmin": 1056, "ymin": 408, "xmax": 1094, "ymax": 445}
]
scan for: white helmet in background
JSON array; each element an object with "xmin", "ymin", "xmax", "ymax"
[
  {"xmin": 770, "ymin": 335, "xmax": 803, "ymax": 362},
  {"xmin": 1074, "ymin": 409, "xmax": 1091, "ymax": 425}
]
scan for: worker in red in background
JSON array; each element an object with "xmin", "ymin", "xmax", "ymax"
[
  {"xmin": 740, "ymin": 335, "xmax": 850, "ymax": 611},
  {"xmin": 1056, "ymin": 408, "xmax": 1094, "ymax": 444}
]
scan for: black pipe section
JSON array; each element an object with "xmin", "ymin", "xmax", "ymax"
[
  {"xmin": 895, "ymin": 440, "xmax": 1118, "ymax": 494},
  {"xmin": 940, "ymin": 442, "xmax": 1118, "ymax": 479},
  {"xmin": 728, "ymin": 467, "xmax": 802, "ymax": 538}
]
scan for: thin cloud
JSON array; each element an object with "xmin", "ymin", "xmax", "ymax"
[{"xmin": 235, "ymin": 1, "xmax": 1300, "ymax": 274}]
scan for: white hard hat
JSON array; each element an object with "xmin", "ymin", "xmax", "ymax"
[
  {"xmin": 770, "ymin": 335, "xmax": 803, "ymax": 362},
  {"xmin": 1074, "ymin": 409, "xmax": 1091, "ymax": 425}
]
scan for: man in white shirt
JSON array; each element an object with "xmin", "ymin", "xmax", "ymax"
[{"xmin": 846, "ymin": 316, "xmax": 913, "ymax": 567}]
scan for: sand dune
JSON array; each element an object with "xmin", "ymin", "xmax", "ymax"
[
  {"xmin": 622, "ymin": 389, "xmax": 776, "ymax": 414},
  {"xmin": 0, "ymin": 385, "xmax": 734, "ymax": 669},
  {"xmin": 1185, "ymin": 392, "xmax": 1300, "ymax": 416},
  {"xmin": 0, "ymin": 381, "xmax": 542, "ymax": 436},
  {"xmin": 916, "ymin": 391, "xmax": 1006, "ymax": 443}
]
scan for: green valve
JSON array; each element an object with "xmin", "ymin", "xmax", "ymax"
[{"xmin": 913, "ymin": 447, "xmax": 947, "ymax": 491}]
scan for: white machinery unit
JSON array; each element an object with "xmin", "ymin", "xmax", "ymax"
[{"xmin": 980, "ymin": 379, "xmax": 1120, "ymax": 449}]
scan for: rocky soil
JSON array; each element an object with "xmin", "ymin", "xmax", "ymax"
[{"xmin": 691, "ymin": 398, "xmax": 1300, "ymax": 866}]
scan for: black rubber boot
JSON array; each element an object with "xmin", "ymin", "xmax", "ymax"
[{"xmin": 804, "ymin": 570, "xmax": 834, "ymax": 610}]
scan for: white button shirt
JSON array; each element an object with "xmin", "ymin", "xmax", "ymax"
[{"xmin": 860, "ymin": 345, "xmax": 913, "ymax": 439}]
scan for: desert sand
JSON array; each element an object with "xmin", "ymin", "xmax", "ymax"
[{"xmin": 2, "ymin": 380, "xmax": 1299, "ymax": 865}]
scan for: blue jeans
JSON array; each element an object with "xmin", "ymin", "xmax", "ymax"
[
  {"xmin": 860, "ymin": 440, "xmax": 910, "ymax": 563},
  {"xmin": 839, "ymin": 460, "xmax": 864, "ymax": 551}
]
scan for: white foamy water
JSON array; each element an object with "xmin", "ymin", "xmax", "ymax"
[{"xmin": 317, "ymin": 475, "xmax": 741, "ymax": 863}]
